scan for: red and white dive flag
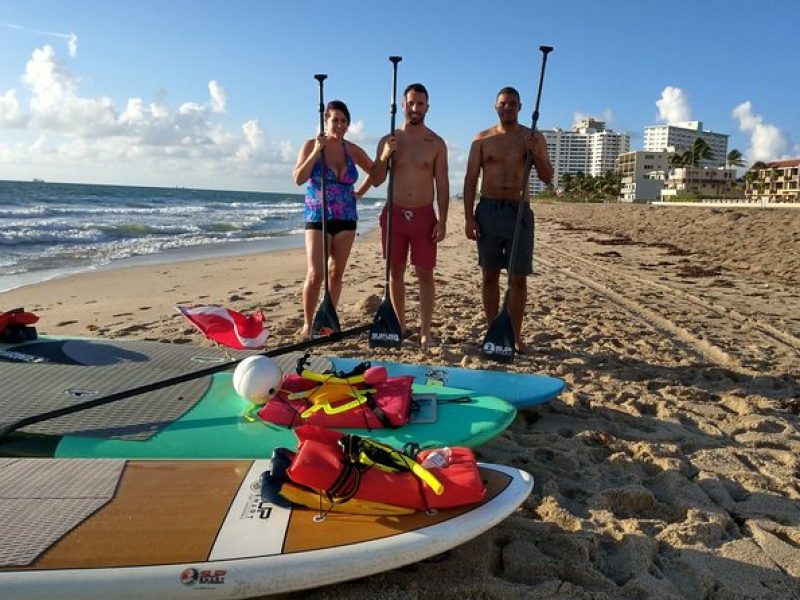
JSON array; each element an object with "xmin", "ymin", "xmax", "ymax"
[{"xmin": 176, "ymin": 305, "xmax": 269, "ymax": 349}]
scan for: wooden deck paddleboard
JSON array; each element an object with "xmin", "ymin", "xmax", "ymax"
[{"xmin": 0, "ymin": 458, "xmax": 532, "ymax": 599}]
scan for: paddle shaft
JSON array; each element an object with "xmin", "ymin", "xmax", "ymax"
[
  {"xmin": 314, "ymin": 74, "xmax": 332, "ymax": 295},
  {"xmin": 504, "ymin": 46, "xmax": 553, "ymax": 286},
  {"xmin": 382, "ymin": 56, "xmax": 402, "ymax": 287},
  {"xmin": 0, "ymin": 323, "xmax": 371, "ymax": 440}
]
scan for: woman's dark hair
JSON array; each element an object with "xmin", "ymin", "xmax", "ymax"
[{"xmin": 325, "ymin": 100, "xmax": 351, "ymax": 124}]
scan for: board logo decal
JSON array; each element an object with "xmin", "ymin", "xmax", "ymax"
[{"xmin": 179, "ymin": 567, "xmax": 227, "ymax": 587}]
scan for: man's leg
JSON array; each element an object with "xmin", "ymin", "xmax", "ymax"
[
  {"xmin": 481, "ymin": 268, "xmax": 502, "ymax": 325},
  {"xmin": 508, "ymin": 273, "xmax": 528, "ymax": 352},
  {"xmin": 389, "ymin": 261, "xmax": 407, "ymax": 335},
  {"xmin": 416, "ymin": 266, "xmax": 435, "ymax": 349}
]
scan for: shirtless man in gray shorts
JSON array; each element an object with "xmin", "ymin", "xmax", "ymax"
[{"xmin": 463, "ymin": 86, "xmax": 553, "ymax": 353}]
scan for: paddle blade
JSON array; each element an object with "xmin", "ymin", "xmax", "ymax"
[
  {"xmin": 369, "ymin": 297, "xmax": 403, "ymax": 348},
  {"xmin": 311, "ymin": 292, "xmax": 341, "ymax": 338},
  {"xmin": 481, "ymin": 306, "xmax": 515, "ymax": 363}
]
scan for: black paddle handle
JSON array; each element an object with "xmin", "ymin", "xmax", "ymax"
[
  {"xmin": 383, "ymin": 56, "xmax": 402, "ymax": 282},
  {"xmin": 314, "ymin": 74, "xmax": 330, "ymax": 277},
  {"xmin": 505, "ymin": 46, "xmax": 553, "ymax": 280},
  {"xmin": 0, "ymin": 323, "xmax": 371, "ymax": 440}
]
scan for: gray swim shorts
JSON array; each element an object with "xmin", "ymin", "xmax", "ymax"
[{"xmin": 474, "ymin": 197, "xmax": 534, "ymax": 275}]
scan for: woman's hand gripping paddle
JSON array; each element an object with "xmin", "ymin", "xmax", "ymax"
[
  {"xmin": 482, "ymin": 45, "xmax": 553, "ymax": 363},
  {"xmin": 311, "ymin": 73, "xmax": 342, "ymax": 338},
  {"xmin": 369, "ymin": 56, "xmax": 404, "ymax": 348}
]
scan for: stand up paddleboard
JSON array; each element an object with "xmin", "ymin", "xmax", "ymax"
[
  {"xmin": 0, "ymin": 458, "xmax": 533, "ymax": 599},
  {"xmin": 328, "ymin": 356, "xmax": 565, "ymax": 409},
  {"xmin": 0, "ymin": 337, "xmax": 516, "ymax": 458}
]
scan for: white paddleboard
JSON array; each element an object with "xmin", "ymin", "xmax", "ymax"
[{"xmin": 0, "ymin": 458, "xmax": 532, "ymax": 599}]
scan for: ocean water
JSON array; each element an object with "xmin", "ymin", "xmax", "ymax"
[{"xmin": 0, "ymin": 180, "xmax": 383, "ymax": 293}]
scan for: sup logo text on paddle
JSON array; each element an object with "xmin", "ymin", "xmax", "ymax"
[
  {"xmin": 482, "ymin": 341, "xmax": 513, "ymax": 358},
  {"xmin": 370, "ymin": 331, "xmax": 401, "ymax": 343}
]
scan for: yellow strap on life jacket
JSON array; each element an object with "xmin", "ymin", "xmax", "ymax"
[
  {"xmin": 278, "ymin": 481, "xmax": 415, "ymax": 515},
  {"xmin": 357, "ymin": 439, "xmax": 444, "ymax": 496},
  {"xmin": 299, "ymin": 388, "xmax": 376, "ymax": 418},
  {"xmin": 299, "ymin": 369, "xmax": 367, "ymax": 386},
  {"xmin": 287, "ymin": 382, "xmax": 357, "ymax": 405}
]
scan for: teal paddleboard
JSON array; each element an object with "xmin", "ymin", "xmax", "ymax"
[
  {"xmin": 0, "ymin": 337, "xmax": 516, "ymax": 459},
  {"xmin": 328, "ymin": 357, "xmax": 565, "ymax": 408}
]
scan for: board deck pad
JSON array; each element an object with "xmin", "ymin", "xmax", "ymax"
[
  {"xmin": 0, "ymin": 458, "xmax": 125, "ymax": 567},
  {"xmin": 0, "ymin": 338, "xmax": 329, "ymax": 440}
]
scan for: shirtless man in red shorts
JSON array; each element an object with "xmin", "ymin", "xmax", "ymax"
[{"xmin": 371, "ymin": 83, "xmax": 449, "ymax": 351}]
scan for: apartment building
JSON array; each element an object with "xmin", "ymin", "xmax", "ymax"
[
  {"xmin": 643, "ymin": 121, "xmax": 728, "ymax": 168},
  {"xmin": 530, "ymin": 118, "xmax": 630, "ymax": 195},
  {"xmin": 616, "ymin": 150, "xmax": 670, "ymax": 202},
  {"xmin": 745, "ymin": 159, "xmax": 800, "ymax": 203},
  {"xmin": 659, "ymin": 166, "xmax": 737, "ymax": 200}
]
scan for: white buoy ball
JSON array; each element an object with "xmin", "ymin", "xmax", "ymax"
[{"xmin": 233, "ymin": 356, "xmax": 282, "ymax": 404}]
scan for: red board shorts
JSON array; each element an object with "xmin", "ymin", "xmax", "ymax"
[{"xmin": 380, "ymin": 203, "xmax": 437, "ymax": 270}]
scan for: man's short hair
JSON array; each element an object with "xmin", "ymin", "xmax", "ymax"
[
  {"xmin": 404, "ymin": 83, "xmax": 429, "ymax": 101},
  {"xmin": 496, "ymin": 87, "xmax": 521, "ymax": 101}
]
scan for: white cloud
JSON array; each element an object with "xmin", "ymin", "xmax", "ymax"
[
  {"xmin": 67, "ymin": 33, "xmax": 78, "ymax": 58},
  {"xmin": 0, "ymin": 89, "xmax": 26, "ymax": 127},
  {"xmin": 656, "ymin": 86, "xmax": 691, "ymax": 124},
  {"xmin": 0, "ymin": 44, "xmax": 299, "ymax": 188},
  {"xmin": 731, "ymin": 101, "xmax": 793, "ymax": 163},
  {"xmin": 209, "ymin": 80, "xmax": 227, "ymax": 113}
]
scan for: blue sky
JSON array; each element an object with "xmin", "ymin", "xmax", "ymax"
[{"xmin": 1, "ymin": 0, "xmax": 798, "ymax": 193}]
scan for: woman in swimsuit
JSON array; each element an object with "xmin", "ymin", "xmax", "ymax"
[{"xmin": 293, "ymin": 100, "xmax": 374, "ymax": 337}]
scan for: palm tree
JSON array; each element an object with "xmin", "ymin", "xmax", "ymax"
[
  {"xmin": 726, "ymin": 149, "xmax": 746, "ymax": 170},
  {"xmin": 724, "ymin": 149, "xmax": 746, "ymax": 197}
]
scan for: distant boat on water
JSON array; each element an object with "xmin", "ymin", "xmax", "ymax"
[{"xmin": 32, "ymin": 178, "xmax": 46, "ymax": 183}]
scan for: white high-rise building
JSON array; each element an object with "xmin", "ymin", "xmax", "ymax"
[
  {"xmin": 643, "ymin": 121, "xmax": 728, "ymax": 168},
  {"xmin": 530, "ymin": 119, "xmax": 630, "ymax": 195}
]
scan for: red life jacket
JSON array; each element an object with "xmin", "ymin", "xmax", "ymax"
[
  {"xmin": 257, "ymin": 372, "xmax": 413, "ymax": 429},
  {"xmin": 267, "ymin": 425, "xmax": 486, "ymax": 513},
  {"xmin": 0, "ymin": 308, "xmax": 39, "ymax": 342}
]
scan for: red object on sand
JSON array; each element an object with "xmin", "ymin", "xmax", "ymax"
[{"xmin": 176, "ymin": 305, "xmax": 269, "ymax": 349}]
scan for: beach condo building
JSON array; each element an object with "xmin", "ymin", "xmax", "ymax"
[
  {"xmin": 616, "ymin": 150, "xmax": 670, "ymax": 202},
  {"xmin": 745, "ymin": 159, "xmax": 800, "ymax": 203},
  {"xmin": 643, "ymin": 121, "xmax": 728, "ymax": 168},
  {"xmin": 530, "ymin": 118, "xmax": 630, "ymax": 195},
  {"xmin": 659, "ymin": 166, "xmax": 737, "ymax": 200}
]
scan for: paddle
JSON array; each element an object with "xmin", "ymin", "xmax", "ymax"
[
  {"xmin": 0, "ymin": 323, "xmax": 371, "ymax": 441},
  {"xmin": 481, "ymin": 45, "xmax": 553, "ymax": 363},
  {"xmin": 310, "ymin": 73, "xmax": 342, "ymax": 338},
  {"xmin": 369, "ymin": 55, "xmax": 404, "ymax": 348}
]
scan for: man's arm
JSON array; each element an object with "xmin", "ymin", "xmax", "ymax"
[
  {"xmin": 531, "ymin": 131, "xmax": 553, "ymax": 185},
  {"xmin": 369, "ymin": 135, "xmax": 393, "ymax": 186},
  {"xmin": 432, "ymin": 137, "xmax": 449, "ymax": 242},
  {"xmin": 463, "ymin": 139, "xmax": 481, "ymax": 240}
]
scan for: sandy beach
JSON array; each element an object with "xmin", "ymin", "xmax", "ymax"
[{"xmin": 3, "ymin": 201, "xmax": 799, "ymax": 599}]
